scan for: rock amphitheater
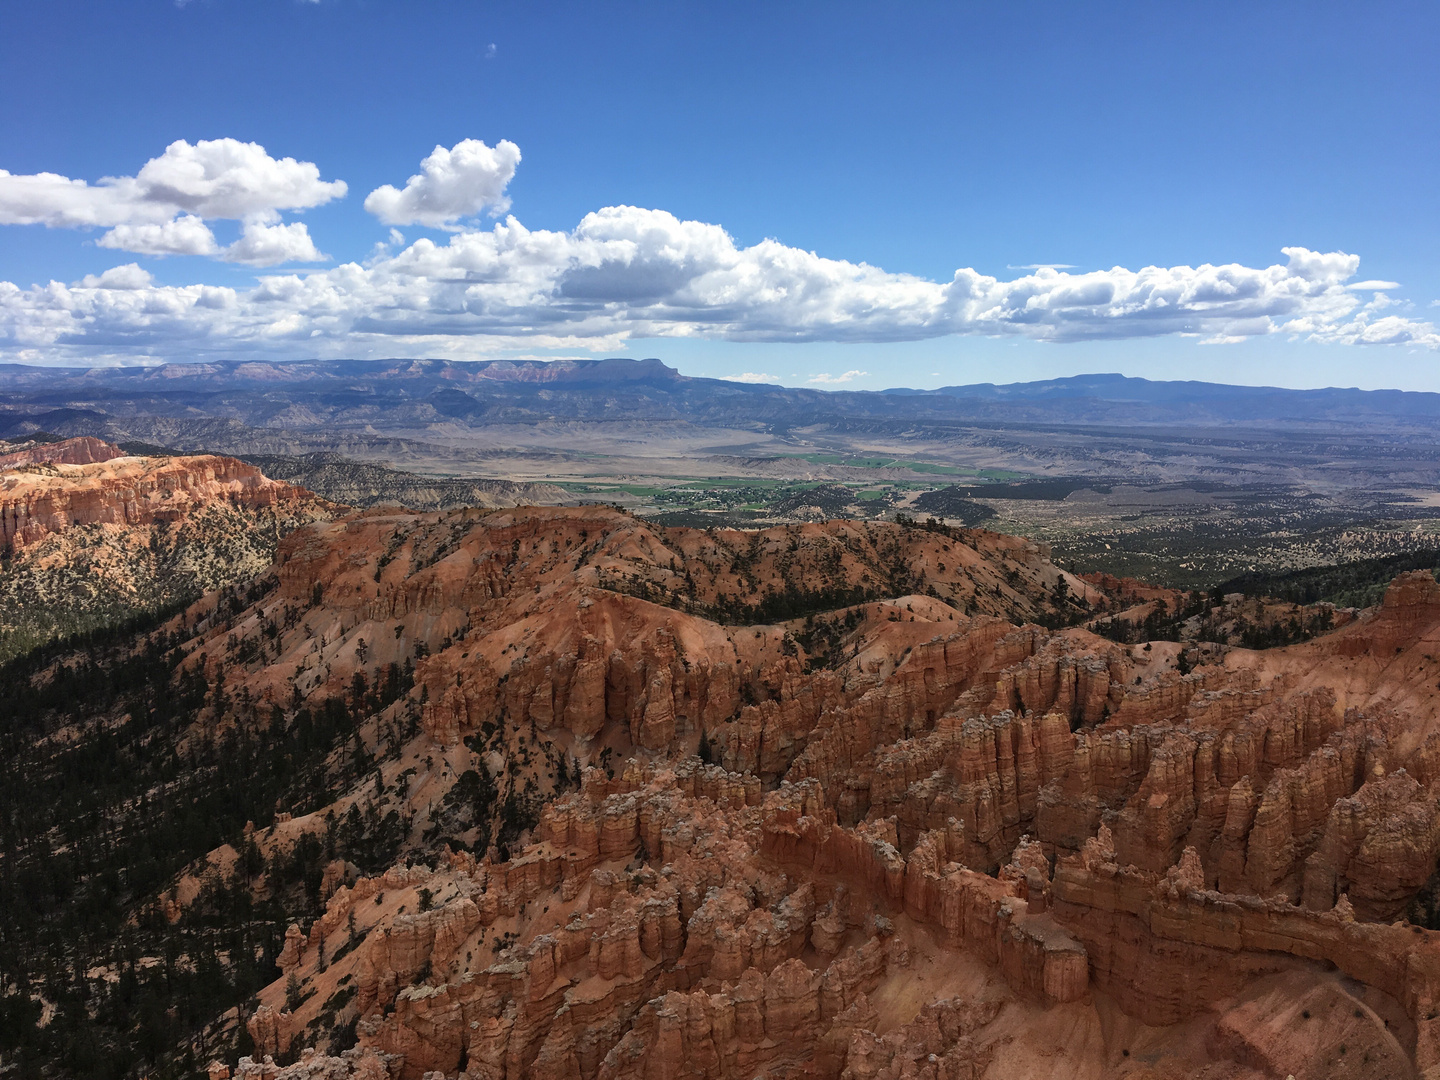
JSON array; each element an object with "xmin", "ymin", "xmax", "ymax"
[{"xmin": 150, "ymin": 503, "xmax": 1440, "ymax": 1080}]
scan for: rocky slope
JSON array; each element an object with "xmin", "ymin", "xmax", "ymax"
[
  {"xmin": 11, "ymin": 505, "xmax": 1440, "ymax": 1079},
  {"xmin": 0, "ymin": 442, "xmax": 335, "ymax": 658}
]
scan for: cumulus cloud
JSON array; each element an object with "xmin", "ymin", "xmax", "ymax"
[
  {"xmin": 0, "ymin": 139, "xmax": 345, "ymax": 265},
  {"xmin": 223, "ymin": 220, "xmax": 327, "ymax": 266},
  {"xmin": 97, "ymin": 215, "xmax": 220, "ymax": 257},
  {"xmin": 7, "ymin": 137, "xmax": 1439, "ymax": 358},
  {"xmin": 809, "ymin": 370, "xmax": 868, "ymax": 384},
  {"xmin": 1294, "ymin": 313, "xmax": 1440, "ymax": 347},
  {"xmin": 130, "ymin": 138, "xmax": 345, "ymax": 220},
  {"xmin": 0, "ymin": 139, "xmax": 345, "ymax": 227},
  {"xmin": 364, "ymin": 139, "xmax": 521, "ymax": 228},
  {"xmin": 1, "ymin": 201, "xmax": 1437, "ymax": 364},
  {"xmin": 76, "ymin": 264, "xmax": 153, "ymax": 290},
  {"xmin": 720, "ymin": 372, "xmax": 779, "ymax": 383}
]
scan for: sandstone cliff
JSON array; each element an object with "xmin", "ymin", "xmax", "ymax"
[
  {"xmin": 0, "ymin": 434, "xmax": 125, "ymax": 470},
  {"xmin": 0, "ymin": 449, "xmax": 317, "ymax": 552},
  {"xmin": 0, "ymin": 449, "xmax": 335, "ymax": 658}
]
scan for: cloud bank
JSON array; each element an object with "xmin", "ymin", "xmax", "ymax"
[
  {"xmin": 0, "ymin": 138, "xmax": 345, "ymax": 266},
  {"xmin": 1, "ymin": 138, "xmax": 1437, "ymax": 363}
]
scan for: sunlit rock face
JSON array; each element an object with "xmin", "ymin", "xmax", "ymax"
[
  {"xmin": 0, "ymin": 441, "xmax": 337, "ymax": 657},
  {"xmin": 0, "ymin": 444, "xmax": 315, "ymax": 553}
]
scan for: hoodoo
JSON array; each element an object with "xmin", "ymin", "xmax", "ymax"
[{"xmin": 32, "ymin": 504, "xmax": 1429, "ymax": 1079}]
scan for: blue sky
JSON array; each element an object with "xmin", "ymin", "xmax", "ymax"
[{"xmin": 1, "ymin": 1, "xmax": 1437, "ymax": 389}]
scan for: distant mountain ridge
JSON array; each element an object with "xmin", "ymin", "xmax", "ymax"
[
  {"xmin": 903, "ymin": 371, "xmax": 1440, "ymax": 424},
  {"xmin": 0, "ymin": 359, "xmax": 1437, "ymax": 432}
]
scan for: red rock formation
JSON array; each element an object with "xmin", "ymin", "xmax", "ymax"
[
  {"xmin": 277, "ymin": 923, "xmax": 306, "ymax": 976},
  {"xmin": 0, "ymin": 451, "xmax": 320, "ymax": 552},
  {"xmin": 159, "ymin": 506, "xmax": 1440, "ymax": 1078},
  {"xmin": 246, "ymin": 1004, "xmax": 292, "ymax": 1060},
  {"xmin": 0, "ymin": 435, "xmax": 125, "ymax": 470},
  {"xmin": 234, "ymin": 1047, "xmax": 392, "ymax": 1079}
]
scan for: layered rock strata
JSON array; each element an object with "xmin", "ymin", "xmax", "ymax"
[
  {"xmin": 0, "ymin": 434, "xmax": 125, "ymax": 470},
  {"xmin": 0, "ymin": 450, "xmax": 315, "ymax": 552}
]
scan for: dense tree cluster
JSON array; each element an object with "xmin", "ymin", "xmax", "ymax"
[
  {"xmin": 0, "ymin": 584, "xmax": 416, "ymax": 1079},
  {"xmin": 1217, "ymin": 551, "xmax": 1440, "ymax": 610}
]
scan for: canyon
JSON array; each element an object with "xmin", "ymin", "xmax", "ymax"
[
  {"xmin": 9, "ymin": 494, "xmax": 1424, "ymax": 1079},
  {"xmin": 6, "ymin": 454, "xmax": 1440, "ymax": 1077}
]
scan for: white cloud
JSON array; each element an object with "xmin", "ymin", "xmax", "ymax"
[
  {"xmin": 0, "ymin": 170, "xmax": 132, "ymax": 229},
  {"xmin": 364, "ymin": 139, "xmax": 521, "ymax": 228},
  {"xmin": 223, "ymin": 220, "xmax": 327, "ymax": 267},
  {"xmin": 1291, "ymin": 312, "xmax": 1440, "ymax": 347},
  {"xmin": 9, "ymin": 139, "xmax": 1436, "ymax": 357},
  {"xmin": 0, "ymin": 139, "xmax": 345, "ymax": 264},
  {"xmin": 76, "ymin": 264, "xmax": 153, "ymax": 290},
  {"xmin": 129, "ymin": 139, "xmax": 345, "ymax": 220},
  {"xmin": 0, "ymin": 139, "xmax": 345, "ymax": 228},
  {"xmin": 720, "ymin": 372, "xmax": 779, "ymax": 383},
  {"xmin": 1007, "ymin": 263, "xmax": 1077, "ymax": 270},
  {"xmin": 808, "ymin": 370, "xmax": 868, "ymax": 383},
  {"xmin": 2, "ymin": 200, "xmax": 1437, "ymax": 363},
  {"xmin": 97, "ymin": 214, "xmax": 219, "ymax": 257}
]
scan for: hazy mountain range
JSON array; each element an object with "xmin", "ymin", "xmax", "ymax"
[{"xmin": 2, "ymin": 358, "xmax": 1438, "ymax": 437}]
